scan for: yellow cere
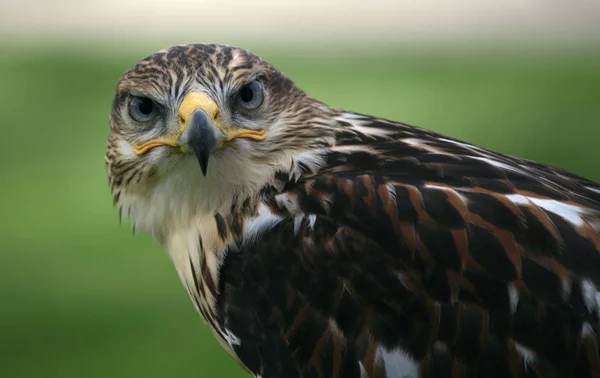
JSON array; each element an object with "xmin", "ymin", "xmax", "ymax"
[{"xmin": 178, "ymin": 92, "xmax": 220, "ymax": 124}]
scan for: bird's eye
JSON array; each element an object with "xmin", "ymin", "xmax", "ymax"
[
  {"xmin": 237, "ymin": 81, "xmax": 264, "ymax": 110},
  {"xmin": 129, "ymin": 96, "xmax": 157, "ymax": 123}
]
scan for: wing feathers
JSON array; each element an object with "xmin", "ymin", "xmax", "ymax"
[{"xmin": 218, "ymin": 115, "xmax": 600, "ymax": 377}]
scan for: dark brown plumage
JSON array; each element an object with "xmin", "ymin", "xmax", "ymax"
[{"xmin": 106, "ymin": 44, "xmax": 600, "ymax": 378}]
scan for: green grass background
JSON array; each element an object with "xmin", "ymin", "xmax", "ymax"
[{"xmin": 1, "ymin": 43, "xmax": 599, "ymax": 377}]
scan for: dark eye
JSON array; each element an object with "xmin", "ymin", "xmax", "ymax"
[
  {"xmin": 129, "ymin": 96, "xmax": 157, "ymax": 123},
  {"xmin": 237, "ymin": 81, "xmax": 264, "ymax": 110}
]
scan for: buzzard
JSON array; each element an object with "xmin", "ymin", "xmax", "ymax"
[{"xmin": 106, "ymin": 44, "xmax": 600, "ymax": 378}]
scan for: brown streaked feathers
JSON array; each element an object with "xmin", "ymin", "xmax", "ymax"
[{"xmin": 106, "ymin": 44, "xmax": 600, "ymax": 378}]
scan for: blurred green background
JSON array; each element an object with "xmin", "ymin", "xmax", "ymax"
[{"xmin": 1, "ymin": 41, "xmax": 599, "ymax": 377}]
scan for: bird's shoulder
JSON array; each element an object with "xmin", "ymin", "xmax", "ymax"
[{"xmin": 217, "ymin": 116, "xmax": 600, "ymax": 377}]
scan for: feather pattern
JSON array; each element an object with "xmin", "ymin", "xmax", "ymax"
[
  {"xmin": 105, "ymin": 44, "xmax": 600, "ymax": 378},
  {"xmin": 216, "ymin": 114, "xmax": 600, "ymax": 377}
]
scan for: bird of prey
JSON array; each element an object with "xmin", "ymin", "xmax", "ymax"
[{"xmin": 106, "ymin": 44, "xmax": 600, "ymax": 378}]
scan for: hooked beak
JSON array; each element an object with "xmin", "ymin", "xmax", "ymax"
[
  {"xmin": 180, "ymin": 108, "xmax": 222, "ymax": 176},
  {"xmin": 132, "ymin": 92, "xmax": 266, "ymax": 176}
]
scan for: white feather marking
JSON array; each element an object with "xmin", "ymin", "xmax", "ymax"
[
  {"xmin": 508, "ymin": 283, "xmax": 519, "ymax": 314},
  {"xmin": 376, "ymin": 346, "xmax": 419, "ymax": 378},
  {"xmin": 582, "ymin": 279, "xmax": 595, "ymax": 310},
  {"xmin": 402, "ymin": 138, "xmax": 425, "ymax": 147},
  {"xmin": 423, "ymin": 183, "xmax": 447, "ymax": 191},
  {"xmin": 402, "ymin": 138, "xmax": 451, "ymax": 156},
  {"xmin": 587, "ymin": 187, "xmax": 600, "ymax": 195},
  {"xmin": 515, "ymin": 342, "xmax": 537, "ymax": 371},
  {"xmin": 350, "ymin": 124, "xmax": 394, "ymax": 137},
  {"xmin": 275, "ymin": 192, "xmax": 299, "ymax": 214},
  {"xmin": 470, "ymin": 156, "xmax": 525, "ymax": 175},
  {"xmin": 292, "ymin": 213, "xmax": 317, "ymax": 235},
  {"xmin": 358, "ymin": 361, "xmax": 368, "ymax": 378},
  {"xmin": 582, "ymin": 322, "xmax": 596, "ymax": 342},
  {"xmin": 294, "ymin": 149, "xmax": 327, "ymax": 174},
  {"xmin": 294, "ymin": 213, "xmax": 304, "ymax": 235},
  {"xmin": 396, "ymin": 272, "xmax": 409, "ymax": 289},
  {"xmin": 331, "ymin": 145, "xmax": 377, "ymax": 154},
  {"xmin": 438, "ymin": 137, "xmax": 485, "ymax": 152},
  {"xmin": 386, "ymin": 182, "xmax": 396, "ymax": 198},
  {"xmin": 530, "ymin": 200, "xmax": 587, "ymax": 226},
  {"xmin": 581, "ymin": 280, "xmax": 600, "ymax": 319},
  {"xmin": 117, "ymin": 139, "xmax": 137, "ymax": 159},
  {"xmin": 307, "ymin": 214, "xmax": 317, "ymax": 229},
  {"xmin": 243, "ymin": 204, "xmax": 283, "ymax": 247},
  {"xmin": 591, "ymin": 220, "xmax": 600, "ymax": 234},
  {"xmin": 424, "ymin": 183, "xmax": 469, "ymax": 206},
  {"xmin": 328, "ymin": 318, "xmax": 344, "ymax": 338},
  {"xmin": 505, "ymin": 194, "xmax": 530, "ymax": 206},
  {"xmin": 506, "ymin": 194, "xmax": 588, "ymax": 227},
  {"xmin": 337, "ymin": 112, "xmax": 368, "ymax": 120},
  {"xmin": 223, "ymin": 328, "xmax": 241, "ymax": 348}
]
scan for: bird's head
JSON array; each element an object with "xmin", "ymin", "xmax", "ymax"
[{"xmin": 106, "ymin": 44, "xmax": 334, "ymax": 240}]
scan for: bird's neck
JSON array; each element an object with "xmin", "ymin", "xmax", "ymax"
[
  {"xmin": 164, "ymin": 209, "xmax": 228, "ymax": 330},
  {"xmin": 160, "ymin": 148, "xmax": 322, "ymax": 327}
]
